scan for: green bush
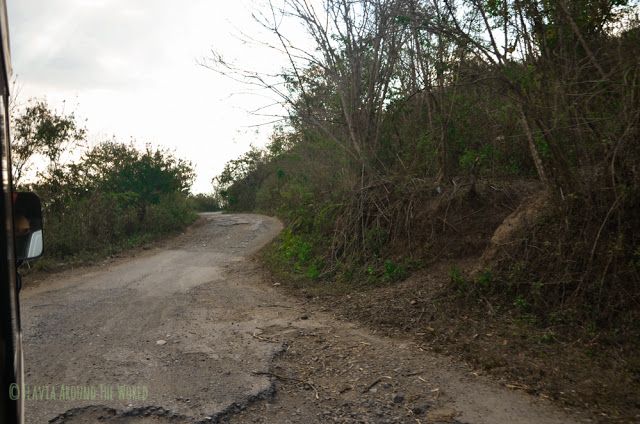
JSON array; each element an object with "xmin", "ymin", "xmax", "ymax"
[
  {"xmin": 383, "ymin": 260, "xmax": 407, "ymax": 282},
  {"xmin": 145, "ymin": 193, "xmax": 197, "ymax": 234},
  {"xmin": 188, "ymin": 193, "xmax": 220, "ymax": 212},
  {"xmin": 450, "ymin": 266, "xmax": 467, "ymax": 291},
  {"xmin": 24, "ymin": 140, "xmax": 198, "ymax": 262}
]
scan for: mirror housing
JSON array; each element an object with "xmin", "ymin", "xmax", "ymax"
[{"xmin": 14, "ymin": 192, "xmax": 43, "ymax": 261}]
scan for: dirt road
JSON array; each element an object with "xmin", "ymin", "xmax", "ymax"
[{"xmin": 20, "ymin": 213, "xmax": 586, "ymax": 423}]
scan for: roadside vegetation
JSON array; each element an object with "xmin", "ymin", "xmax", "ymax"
[
  {"xmin": 211, "ymin": 0, "xmax": 640, "ymax": 419},
  {"xmin": 188, "ymin": 193, "xmax": 221, "ymax": 212},
  {"xmin": 11, "ymin": 99, "xmax": 204, "ymax": 268}
]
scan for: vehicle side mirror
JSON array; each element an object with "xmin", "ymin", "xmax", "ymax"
[{"xmin": 14, "ymin": 192, "xmax": 43, "ymax": 261}]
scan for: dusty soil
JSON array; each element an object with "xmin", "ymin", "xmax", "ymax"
[
  {"xmin": 21, "ymin": 213, "xmax": 589, "ymax": 423},
  {"xmin": 223, "ymin": 308, "xmax": 588, "ymax": 424},
  {"xmin": 267, "ymin": 255, "xmax": 640, "ymax": 423}
]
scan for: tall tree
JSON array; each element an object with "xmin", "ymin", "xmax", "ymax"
[{"xmin": 11, "ymin": 100, "xmax": 85, "ymax": 186}]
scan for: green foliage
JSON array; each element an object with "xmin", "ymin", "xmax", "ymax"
[
  {"xmin": 306, "ymin": 261, "xmax": 322, "ymax": 280},
  {"xmin": 279, "ymin": 229, "xmax": 313, "ymax": 265},
  {"xmin": 476, "ymin": 269, "xmax": 494, "ymax": 289},
  {"xmin": 11, "ymin": 99, "xmax": 86, "ymax": 184},
  {"xmin": 78, "ymin": 141, "xmax": 194, "ymax": 207},
  {"xmin": 274, "ymin": 228, "xmax": 323, "ymax": 279},
  {"xmin": 213, "ymin": 145, "xmax": 266, "ymax": 210},
  {"xmin": 145, "ymin": 192, "xmax": 197, "ymax": 234},
  {"xmin": 383, "ymin": 259, "xmax": 407, "ymax": 282},
  {"xmin": 450, "ymin": 266, "xmax": 467, "ymax": 290},
  {"xmin": 539, "ymin": 330, "xmax": 557, "ymax": 344},
  {"xmin": 188, "ymin": 193, "xmax": 220, "ymax": 212},
  {"xmin": 35, "ymin": 142, "xmax": 197, "ymax": 261},
  {"xmin": 11, "ymin": 102, "xmax": 197, "ymax": 262},
  {"xmin": 41, "ymin": 191, "xmax": 196, "ymax": 261},
  {"xmin": 513, "ymin": 295, "xmax": 531, "ymax": 313}
]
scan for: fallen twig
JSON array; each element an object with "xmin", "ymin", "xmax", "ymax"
[
  {"xmin": 252, "ymin": 371, "xmax": 320, "ymax": 399},
  {"xmin": 362, "ymin": 378, "xmax": 382, "ymax": 393}
]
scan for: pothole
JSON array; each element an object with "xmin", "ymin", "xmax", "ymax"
[{"xmin": 48, "ymin": 405, "xmax": 191, "ymax": 423}]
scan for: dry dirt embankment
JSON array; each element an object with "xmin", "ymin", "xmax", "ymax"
[{"xmin": 267, "ymin": 188, "xmax": 639, "ymax": 423}]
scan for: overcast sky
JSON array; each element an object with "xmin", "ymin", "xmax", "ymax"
[{"xmin": 6, "ymin": 0, "xmax": 289, "ymax": 193}]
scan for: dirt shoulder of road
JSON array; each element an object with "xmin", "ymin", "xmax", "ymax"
[
  {"xmin": 257, "ymin": 249, "xmax": 640, "ymax": 423},
  {"xmin": 224, "ymin": 278, "xmax": 586, "ymax": 424}
]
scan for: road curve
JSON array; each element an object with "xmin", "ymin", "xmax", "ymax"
[{"xmin": 20, "ymin": 213, "xmax": 586, "ymax": 424}]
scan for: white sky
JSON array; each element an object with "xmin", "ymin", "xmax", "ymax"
[{"xmin": 6, "ymin": 0, "xmax": 292, "ymax": 193}]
